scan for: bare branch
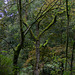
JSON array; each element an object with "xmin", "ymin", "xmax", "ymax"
[
  {"xmin": 23, "ymin": 0, "xmax": 60, "ymax": 36},
  {"xmin": 23, "ymin": 21, "xmax": 37, "ymax": 40},
  {"xmin": 38, "ymin": 10, "xmax": 66, "ymax": 38},
  {"xmin": 0, "ymin": 37, "xmax": 15, "ymax": 51},
  {"xmin": 38, "ymin": 15, "xmax": 57, "ymax": 38}
]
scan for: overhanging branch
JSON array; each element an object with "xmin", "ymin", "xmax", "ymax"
[
  {"xmin": 24, "ymin": 0, "xmax": 59, "ymax": 36},
  {"xmin": 38, "ymin": 15, "xmax": 57, "ymax": 38},
  {"xmin": 37, "ymin": 10, "xmax": 66, "ymax": 38},
  {"xmin": 0, "ymin": 37, "xmax": 15, "ymax": 51},
  {"xmin": 23, "ymin": 21, "xmax": 37, "ymax": 40}
]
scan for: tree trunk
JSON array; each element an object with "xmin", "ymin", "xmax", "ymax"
[
  {"xmin": 13, "ymin": 50, "xmax": 20, "ymax": 75},
  {"xmin": 70, "ymin": 42, "xmax": 75, "ymax": 75},
  {"xmin": 13, "ymin": 0, "xmax": 24, "ymax": 75},
  {"xmin": 34, "ymin": 40, "xmax": 40, "ymax": 75},
  {"xmin": 60, "ymin": 61, "xmax": 64, "ymax": 75},
  {"xmin": 13, "ymin": 44, "xmax": 23, "ymax": 75},
  {"xmin": 34, "ymin": 22, "xmax": 40, "ymax": 75},
  {"xmin": 65, "ymin": 0, "xmax": 69, "ymax": 70},
  {"xmin": 60, "ymin": 20, "xmax": 64, "ymax": 75}
]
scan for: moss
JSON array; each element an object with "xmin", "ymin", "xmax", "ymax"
[
  {"xmin": 38, "ymin": 15, "xmax": 56, "ymax": 38},
  {"xmin": 15, "ymin": 44, "xmax": 21, "ymax": 51}
]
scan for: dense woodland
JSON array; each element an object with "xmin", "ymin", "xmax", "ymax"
[{"xmin": 0, "ymin": 0, "xmax": 75, "ymax": 75}]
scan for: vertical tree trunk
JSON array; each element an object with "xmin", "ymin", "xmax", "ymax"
[
  {"xmin": 60, "ymin": 20, "xmax": 64, "ymax": 75},
  {"xmin": 34, "ymin": 22, "xmax": 40, "ymax": 75},
  {"xmin": 65, "ymin": 0, "xmax": 69, "ymax": 70},
  {"xmin": 60, "ymin": 61, "xmax": 64, "ymax": 75},
  {"xmin": 13, "ymin": 44, "xmax": 24, "ymax": 75},
  {"xmin": 13, "ymin": 53, "xmax": 18, "ymax": 75},
  {"xmin": 70, "ymin": 31, "xmax": 75, "ymax": 75},
  {"xmin": 70, "ymin": 42, "xmax": 75, "ymax": 75},
  {"xmin": 13, "ymin": 47, "xmax": 21, "ymax": 75},
  {"xmin": 34, "ymin": 40, "xmax": 40, "ymax": 75},
  {"xmin": 13, "ymin": 0, "xmax": 24, "ymax": 75},
  {"xmin": 60, "ymin": 20, "xmax": 62, "ymax": 44}
]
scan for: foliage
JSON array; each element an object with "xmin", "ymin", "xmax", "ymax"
[
  {"xmin": 0, "ymin": 0, "xmax": 75, "ymax": 75},
  {"xmin": 0, "ymin": 54, "xmax": 13, "ymax": 75}
]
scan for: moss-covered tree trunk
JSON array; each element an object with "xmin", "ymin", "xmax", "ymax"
[
  {"xmin": 34, "ymin": 40, "xmax": 40, "ymax": 75},
  {"xmin": 70, "ymin": 30, "xmax": 75, "ymax": 75},
  {"xmin": 65, "ymin": 0, "xmax": 69, "ymax": 70},
  {"xmin": 13, "ymin": 0, "xmax": 24, "ymax": 75},
  {"xmin": 34, "ymin": 22, "xmax": 40, "ymax": 75},
  {"xmin": 70, "ymin": 42, "xmax": 75, "ymax": 75},
  {"xmin": 13, "ymin": 45, "xmax": 22, "ymax": 75},
  {"xmin": 60, "ymin": 20, "xmax": 64, "ymax": 75},
  {"xmin": 13, "ymin": 51, "xmax": 19, "ymax": 75}
]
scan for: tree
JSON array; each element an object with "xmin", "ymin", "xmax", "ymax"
[
  {"xmin": 65, "ymin": 0, "xmax": 69, "ymax": 70},
  {"xmin": 0, "ymin": 0, "xmax": 75, "ymax": 75},
  {"xmin": 70, "ymin": 29, "xmax": 75, "ymax": 75}
]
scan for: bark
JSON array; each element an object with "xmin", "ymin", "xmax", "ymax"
[
  {"xmin": 13, "ymin": 0, "xmax": 24, "ymax": 75},
  {"xmin": 13, "ymin": 43, "xmax": 24, "ymax": 75},
  {"xmin": 70, "ymin": 42, "xmax": 75, "ymax": 75},
  {"xmin": 60, "ymin": 20, "xmax": 64, "ymax": 75},
  {"xmin": 65, "ymin": 0, "xmax": 69, "ymax": 70},
  {"xmin": 13, "ymin": 52, "xmax": 18, "ymax": 75},
  {"xmin": 34, "ymin": 40, "xmax": 40, "ymax": 75},
  {"xmin": 34, "ymin": 22, "xmax": 40, "ymax": 75},
  {"xmin": 13, "ymin": 45, "xmax": 22, "ymax": 75},
  {"xmin": 60, "ymin": 62, "xmax": 64, "ymax": 75},
  {"xmin": 60, "ymin": 20, "xmax": 62, "ymax": 44}
]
